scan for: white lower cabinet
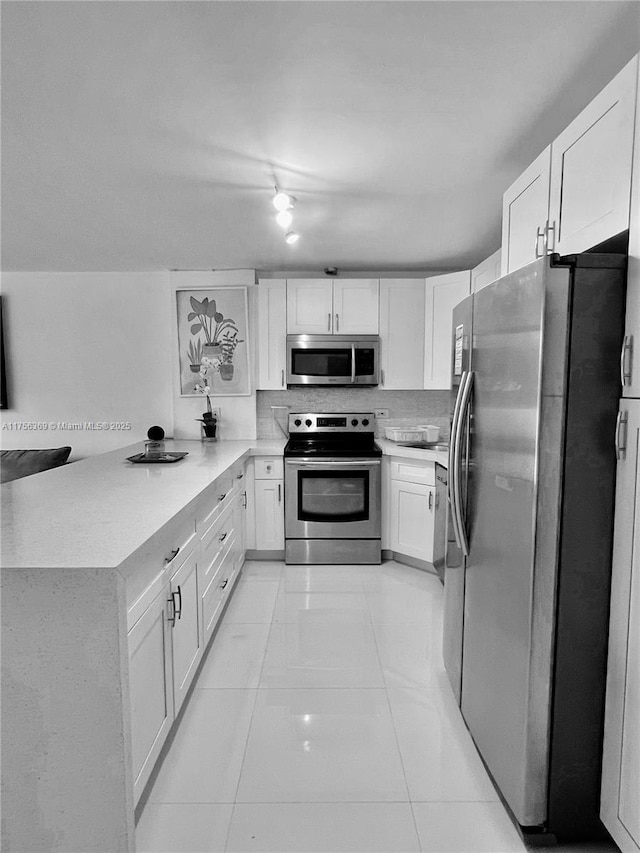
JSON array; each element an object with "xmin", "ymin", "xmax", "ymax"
[
  {"xmin": 601, "ymin": 398, "xmax": 640, "ymax": 853},
  {"xmin": 128, "ymin": 585, "xmax": 174, "ymax": 804},
  {"xmin": 254, "ymin": 457, "xmax": 284, "ymax": 551},
  {"xmin": 387, "ymin": 458, "xmax": 445, "ymax": 565},
  {"xmin": 169, "ymin": 548, "xmax": 202, "ymax": 716},
  {"xmin": 127, "ymin": 458, "xmax": 249, "ymax": 808}
]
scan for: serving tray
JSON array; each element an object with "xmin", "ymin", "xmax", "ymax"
[{"xmin": 126, "ymin": 452, "xmax": 189, "ymax": 464}]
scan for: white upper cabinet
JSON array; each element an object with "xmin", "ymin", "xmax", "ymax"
[
  {"xmin": 257, "ymin": 279, "xmax": 287, "ymax": 389},
  {"xmin": 332, "ymin": 279, "xmax": 379, "ymax": 334},
  {"xmin": 378, "ymin": 279, "xmax": 425, "ymax": 389},
  {"xmin": 424, "ymin": 271, "xmax": 471, "ymax": 390},
  {"xmin": 472, "ymin": 248, "xmax": 503, "ymax": 293},
  {"xmin": 501, "ymin": 146, "xmax": 552, "ymax": 276},
  {"xmin": 549, "ymin": 55, "xmax": 638, "ymax": 257},
  {"xmin": 623, "ymin": 57, "xmax": 640, "ymax": 400},
  {"xmin": 286, "ymin": 279, "xmax": 379, "ymax": 334},
  {"xmin": 502, "ymin": 55, "xmax": 638, "ymax": 275}
]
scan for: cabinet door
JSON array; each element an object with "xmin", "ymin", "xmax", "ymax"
[
  {"xmin": 389, "ymin": 479, "xmax": 435, "ymax": 562},
  {"xmin": 379, "ymin": 279, "xmax": 425, "ymax": 389},
  {"xmin": 254, "ymin": 479, "xmax": 284, "ymax": 550},
  {"xmin": 170, "ymin": 549, "xmax": 202, "ymax": 715},
  {"xmin": 257, "ymin": 279, "xmax": 287, "ymax": 389},
  {"xmin": 433, "ymin": 470, "xmax": 447, "ymax": 569},
  {"xmin": 287, "ymin": 280, "xmax": 334, "ymax": 334},
  {"xmin": 549, "ymin": 56, "xmax": 638, "ymax": 257},
  {"xmin": 623, "ymin": 58, "xmax": 640, "ymax": 400},
  {"xmin": 501, "ymin": 146, "xmax": 551, "ymax": 276},
  {"xmin": 332, "ymin": 279, "xmax": 379, "ymax": 334},
  {"xmin": 601, "ymin": 399, "xmax": 640, "ymax": 853},
  {"xmin": 424, "ymin": 271, "xmax": 471, "ymax": 390},
  {"xmin": 472, "ymin": 249, "xmax": 502, "ymax": 293},
  {"xmin": 128, "ymin": 586, "xmax": 174, "ymax": 804}
]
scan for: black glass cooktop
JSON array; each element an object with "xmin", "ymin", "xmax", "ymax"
[{"xmin": 284, "ymin": 436, "xmax": 382, "ymax": 458}]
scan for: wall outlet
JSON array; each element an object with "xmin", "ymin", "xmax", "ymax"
[{"xmin": 375, "ymin": 409, "xmax": 390, "ymax": 418}]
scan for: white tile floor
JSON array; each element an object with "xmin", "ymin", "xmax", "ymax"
[{"xmin": 136, "ymin": 560, "xmax": 619, "ymax": 853}]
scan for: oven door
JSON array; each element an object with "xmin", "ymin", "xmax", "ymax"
[
  {"xmin": 285, "ymin": 458, "xmax": 381, "ymax": 539},
  {"xmin": 286, "ymin": 336, "xmax": 379, "ymax": 386}
]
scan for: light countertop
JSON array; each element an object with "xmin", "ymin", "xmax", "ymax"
[
  {"xmin": 376, "ymin": 438, "xmax": 448, "ymax": 467},
  {"xmin": 1, "ymin": 436, "xmax": 446, "ymax": 571},
  {"xmin": 0, "ymin": 439, "xmax": 285, "ymax": 570}
]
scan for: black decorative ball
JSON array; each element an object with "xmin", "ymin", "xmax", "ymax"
[{"xmin": 147, "ymin": 425, "xmax": 165, "ymax": 441}]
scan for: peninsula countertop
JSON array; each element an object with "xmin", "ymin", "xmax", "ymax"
[{"xmin": 0, "ymin": 439, "xmax": 286, "ymax": 570}]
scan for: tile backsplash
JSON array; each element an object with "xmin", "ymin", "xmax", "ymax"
[{"xmin": 257, "ymin": 389, "xmax": 452, "ymax": 439}]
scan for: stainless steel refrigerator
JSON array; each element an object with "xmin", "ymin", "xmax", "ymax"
[{"xmin": 443, "ymin": 253, "xmax": 627, "ymax": 842}]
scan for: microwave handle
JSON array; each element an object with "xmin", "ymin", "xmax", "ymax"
[{"xmin": 351, "ymin": 344, "xmax": 356, "ymax": 383}]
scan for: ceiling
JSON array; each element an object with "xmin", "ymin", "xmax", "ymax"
[{"xmin": 2, "ymin": 1, "xmax": 639, "ymax": 273}]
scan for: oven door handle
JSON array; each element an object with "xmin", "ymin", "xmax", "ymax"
[{"xmin": 285, "ymin": 459, "xmax": 381, "ymax": 466}]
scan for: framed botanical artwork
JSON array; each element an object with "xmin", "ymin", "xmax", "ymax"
[{"xmin": 176, "ymin": 287, "xmax": 250, "ymax": 396}]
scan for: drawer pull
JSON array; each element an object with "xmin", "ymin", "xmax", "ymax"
[
  {"xmin": 218, "ymin": 493, "xmax": 227, "ymax": 502},
  {"xmin": 219, "ymin": 532, "xmax": 228, "ymax": 543},
  {"xmin": 165, "ymin": 547, "xmax": 180, "ymax": 564},
  {"xmin": 220, "ymin": 578, "xmax": 229, "ymax": 590}
]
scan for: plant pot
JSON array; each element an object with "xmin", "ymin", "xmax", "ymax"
[
  {"xmin": 201, "ymin": 423, "xmax": 217, "ymax": 439},
  {"xmin": 203, "ymin": 343, "xmax": 222, "ymax": 358},
  {"xmin": 189, "ymin": 363, "xmax": 201, "ymax": 373},
  {"xmin": 219, "ymin": 363, "xmax": 234, "ymax": 381}
]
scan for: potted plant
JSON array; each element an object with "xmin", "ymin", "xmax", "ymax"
[
  {"xmin": 218, "ymin": 329, "xmax": 244, "ymax": 381},
  {"xmin": 194, "ymin": 357, "xmax": 218, "ymax": 439},
  {"xmin": 187, "ymin": 296, "xmax": 239, "ymax": 359},
  {"xmin": 186, "ymin": 339, "xmax": 203, "ymax": 373}
]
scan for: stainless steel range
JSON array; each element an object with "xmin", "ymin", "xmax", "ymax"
[{"xmin": 284, "ymin": 412, "xmax": 382, "ymax": 565}]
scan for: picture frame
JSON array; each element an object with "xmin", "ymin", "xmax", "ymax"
[{"xmin": 176, "ymin": 287, "xmax": 250, "ymax": 397}]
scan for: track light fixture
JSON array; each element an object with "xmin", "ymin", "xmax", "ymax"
[
  {"xmin": 273, "ymin": 190, "xmax": 294, "ymax": 211},
  {"xmin": 273, "ymin": 187, "xmax": 301, "ymax": 244}
]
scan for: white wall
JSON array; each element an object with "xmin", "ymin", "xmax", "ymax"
[{"xmin": 0, "ymin": 272, "xmax": 174, "ymax": 459}]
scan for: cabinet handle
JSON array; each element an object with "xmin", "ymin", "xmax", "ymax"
[
  {"xmin": 380, "ymin": 368, "xmax": 385, "ymax": 386},
  {"xmin": 167, "ymin": 595, "xmax": 176, "ymax": 627},
  {"xmin": 615, "ymin": 410, "xmax": 629, "ymax": 459},
  {"xmin": 621, "ymin": 335, "xmax": 633, "ymax": 386},
  {"xmin": 336, "ymin": 313, "xmax": 340, "ymax": 332},
  {"xmin": 535, "ymin": 225, "xmax": 546, "ymax": 259},
  {"xmin": 242, "ymin": 490, "xmax": 247, "ymax": 509},
  {"xmin": 218, "ymin": 493, "xmax": 227, "ymax": 502},
  {"xmin": 220, "ymin": 578, "xmax": 229, "ymax": 590},
  {"xmin": 545, "ymin": 220, "xmax": 556, "ymax": 253},
  {"xmin": 278, "ymin": 483, "xmax": 282, "ymax": 503},
  {"xmin": 219, "ymin": 532, "xmax": 228, "ymax": 543},
  {"xmin": 428, "ymin": 491, "xmax": 433, "ymax": 510},
  {"xmin": 281, "ymin": 368, "xmax": 285, "ymax": 387},
  {"xmin": 328, "ymin": 312, "xmax": 331, "ymax": 332},
  {"xmin": 164, "ymin": 547, "xmax": 180, "ymax": 564},
  {"xmin": 172, "ymin": 585, "xmax": 182, "ymax": 620}
]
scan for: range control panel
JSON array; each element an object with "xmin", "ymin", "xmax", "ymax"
[{"xmin": 288, "ymin": 412, "xmax": 375, "ymax": 434}]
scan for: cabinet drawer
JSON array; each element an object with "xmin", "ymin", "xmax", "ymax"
[
  {"xmin": 201, "ymin": 533, "xmax": 236, "ymax": 642},
  {"xmin": 201, "ymin": 505, "xmax": 236, "ymax": 582},
  {"xmin": 124, "ymin": 511, "xmax": 198, "ymax": 632},
  {"xmin": 254, "ymin": 457, "xmax": 283, "ymax": 479},
  {"xmin": 390, "ymin": 458, "xmax": 435, "ymax": 486},
  {"xmin": 197, "ymin": 474, "xmax": 235, "ymax": 533}
]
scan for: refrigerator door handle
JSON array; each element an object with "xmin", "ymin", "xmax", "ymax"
[
  {"xmin": 453, "ymin": 371, "xmax": 474, "ymax": 557},
  {"xmin": 448, "ymin": 372, "xmax": 466, "ymax": 549},
  {"xmin": 620, "ymin": 335, "xmax": 633, "ymax": 386},
  {"xmin": 615, "ymin": 409, "xmax": 628, "ymax": 459}
]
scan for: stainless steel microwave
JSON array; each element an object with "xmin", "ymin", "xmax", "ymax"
[{"xmin": 286, "ymin": 335, "xmax": 380, "ymax": 386}]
